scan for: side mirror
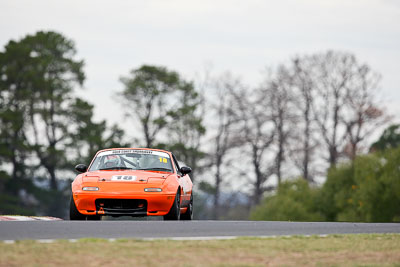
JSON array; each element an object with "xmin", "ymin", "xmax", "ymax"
[
  {"xmin": 75, "ymin": 164, "xmax": 88, "ymax": 173},
  {"xmin": 180, "ymin": 166, "xmax": 192, "ymax": 175}
]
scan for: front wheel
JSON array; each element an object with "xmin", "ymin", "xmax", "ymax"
[
  {"xmin": 164, "ymin": 190, "xmax": 180, "ymax": 221},
  {"xmin": 69, "ymin": 196, "xmax": 86, "ymax": 220},
  {"xmin": 181, "ymin": 194, "xmax": 193, "ymax": 220}
]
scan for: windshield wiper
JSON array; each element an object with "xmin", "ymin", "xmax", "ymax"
[
  {"xmin": 137, "ymin": 168, "xmax": 172, "ymax": 172},
  {"xmin": 99, "ymin": 167, "xmax": 134, "ymax": 170}
]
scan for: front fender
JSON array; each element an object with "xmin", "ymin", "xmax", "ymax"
[
  {"xmin": 71, "ymin": 174, "xmax": 84, "ymax": 192},
  {"xmin": 162, "ymin": 175, "xmax": 180, "ymax": 194}
]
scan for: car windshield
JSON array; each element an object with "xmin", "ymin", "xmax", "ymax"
[{"xmin": 88, "ymin": 149, "xmax": 173, "ymax": 173}]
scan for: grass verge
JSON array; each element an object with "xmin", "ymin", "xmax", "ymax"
[{"xmin": 1, "ymin": 234, "xmax": 400, "ymax": 266}]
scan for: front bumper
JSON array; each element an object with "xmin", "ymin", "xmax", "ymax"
[{"xmin": 73, "ymin": 191, "xmax": 176, "ymax": 216}]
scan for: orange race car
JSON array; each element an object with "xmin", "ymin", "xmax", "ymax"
[{"xmin": 70, "ymin": 148, "xmax": 193, "ymax": 221}]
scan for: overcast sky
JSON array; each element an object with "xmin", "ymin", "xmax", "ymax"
[{"xmin": 1, "ymin": 0, "xmax": 400, "ymax": 131}]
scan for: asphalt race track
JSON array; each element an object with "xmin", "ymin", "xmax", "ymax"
[{"xmin": 0, "ymin": 220, "xmax": 399, "ymax": 240}]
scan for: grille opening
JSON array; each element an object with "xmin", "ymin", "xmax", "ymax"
[{"xmin": 95, "ymin": 199, "xmax": 147, "ymax": 215}]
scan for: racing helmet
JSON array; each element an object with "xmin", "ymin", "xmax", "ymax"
[{"xmin": 104, "ymin": 155, "xmax": 121, "ymax": 168}]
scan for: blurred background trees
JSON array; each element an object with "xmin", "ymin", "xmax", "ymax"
[
  {"xmin": 1, "ymin": 31, "xmax": 398, "ymax": 222},
  {"xmin": 119, "ymin": 65, "xmax": 206, "ymax": 182},
  {"xmin": 0, "ymin": 31, "xmax": 126, "ymax": 217}
]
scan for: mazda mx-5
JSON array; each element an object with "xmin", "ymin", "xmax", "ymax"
[{"xmin": 70, "ymin": 148, "xmax": 193, "ymax": 220}]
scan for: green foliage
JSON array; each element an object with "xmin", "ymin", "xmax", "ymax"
[
  {"xmin": 250, "ymin": 179, "xmax": 324, "ymax": 221},
  {"xmin": 0, "ymin": 30, "xmax": 85, "ymax": 190},
  {"xmin": 0, "ymin": 170, "xmax": 69, "ymax": 217},
  {"xmin": 0, "ymin": 36, "xmax": 33, "ymax": 180},
  {"xmin": 0, "ymin": 31, "xmax": 124, "ymax": 217},
  {"xmin": 68, "ymin": 98, "xmax": 129, "ymax": 165},
  {"xmin": 120, "ymin": 65, "xmax": 206, "ymax": 180},
  {"xmin": 164, "ymin": 80, "xmax": 206, "ymax": 179},
  {"xmin": 120, "ymin": 65, "xmax": 183, "ymax": 147},
  {"xmin": 319, "ymin": 148, "xmax": 400, "ymax": 222},
  {"xmin": 198, "ymin": 180, "xmax": 216, "ymax": 195},
  {"xmin": 0, "ymin": 172, "xmax": 32, "ymax": 215},
  {"xmin": 370, "ymin": 124, "xmax": 400, "ymax": 152},
  {"xmin": 252, "ymin": 147, "xmax": 400, "ymax": 223},
  {"xmin": 2, "ymin": 31, "xmax": 396, "ymax": 222},
  {"xmin": 353, "ymin": 149, "xmax": 400, "ymax": 222},
  {"xmin": 317, "ymin": 164, "xmax": 356, "ymax": 221}
]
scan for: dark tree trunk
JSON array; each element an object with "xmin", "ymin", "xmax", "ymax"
[
  {"xmin": 252, "ymin": 145, "xmax": 263, "ymax": 206},
  {"xmin": 276, "ymin": 117, "xmax": 284, "ymax": 185},
  {"xmin": 214, "ymin": 166, "xmax": 221, "ymax": 220},
  {"xmin": 48, "ymin": 167, "xmax": 57, "ymax": 190},
  {"xmin": 303, "ymin": 103, "xmax": 311, "ymax": 181}
]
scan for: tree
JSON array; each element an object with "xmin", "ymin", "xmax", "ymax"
[
  {"xmin": 289, "ymin": 57, "xmax": 319, "ymax": 182},
  {"xmin": 228, "ymin": 81, "xmax": 275, "ymax": 206},
  {"xmin": 261, "ymin": 66, "xmax": 297, "ymax": 184},
  {"xmin": 0, "ymin": 37, "xmax": 34, "ymax": 180},
  {"xmin": 162, "ymin": 78, "xmax": 206, "ymax": 181},
  {"xmin": 120, "ymin": 65, "xmax": 206, "ymax": 182},
  {"xmin": 370, "ymin": 124, "xmax": 400, "ymax": 152},
  {"xmin": 310, "ymin": 51, "xmax": 357, "ymax": 167},
  {"xmin": 0, "ymin": 31, "xmax": 85, "ymax": 190},
  {"xmin": 319, "ymin": 148, "xmax": 400, "ymax": 222},
  {"xmin": 341, "ymin": 63, "xmax": 390, "ymax": 159},
  {"xmin": 120, "ymin": 65, "xmax": 185, "ymax": 148},
  {"xmin": 25, "ymin": 31, "xmax": 85, "ymax": 190},
  {"xmin": 293, "ymin": 51, "xmax": 389, "ymax": 167},
  {"xmin": 206, "ymin": 73, "xmax": 238, "ymax": 219},
  {"xmin": 317, "ymin": 163, "xmax": 355, "ymax": 221},
  {"xmin": 353, "ymin": 148, "xmax": 400, "ymax": 222},
  {"xmin": 251, "ymin": 179, "xmax": 324, "ymax": 221},
  {"xmin": 68, "ymin": 98, "xmax": 130, "ymax": 165}
]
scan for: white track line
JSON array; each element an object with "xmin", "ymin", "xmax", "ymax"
[
  {"xmin": 1, "ymin": 216, "xmax": 35, "ymax": 221},
  {"xmin": 32, "ymin": 217, "xmax": 62, "ymax": 221},
  {"xmin": 0, "ymin": 216, "xmax": 62, "ymax": 221}
]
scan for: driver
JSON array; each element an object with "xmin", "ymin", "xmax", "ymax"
[{"xmin": 103, "ymin": 155, "xmax": 121, "ymax": 168}]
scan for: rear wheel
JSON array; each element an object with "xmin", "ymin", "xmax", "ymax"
[
  {"xmin": 181, "ymin": 193, "xmax": 193, "ymax": 220},
  {"xmin": 164, "ymin": 190, "xmax": 180, "ymax": 221},
  {"xmin": 69, "ymin": 196, "xmax": 87, "ymax": 220}
]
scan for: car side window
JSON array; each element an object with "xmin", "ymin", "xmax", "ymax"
[{"xmin": 172, "ymin": 154, "xmax": 181, "ymax": 175}]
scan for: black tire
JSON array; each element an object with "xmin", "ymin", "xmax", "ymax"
[
  {"xmin": 69, "ymin": 196, "xmax": 87, "ymax": 220},
  {"xmin": 164, "ymin": 190, "xmax": 181, "ymax": 221},
  {"xmin": 181, "ymin": 194, "xmax": 193, "ymax": 220}
]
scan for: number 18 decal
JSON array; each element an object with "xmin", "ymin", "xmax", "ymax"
[{"xmin": 159, "ymin": 157, "xmax": 168, "ymax": 163}]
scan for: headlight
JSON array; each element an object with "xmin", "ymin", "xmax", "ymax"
[
  {"xmin": 82, "ymin": 186, "xmax": 99, "ymax": 191},
  {"xmin": 144, "ymin": 188, "xmax": 162, "ymax": 192}
]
